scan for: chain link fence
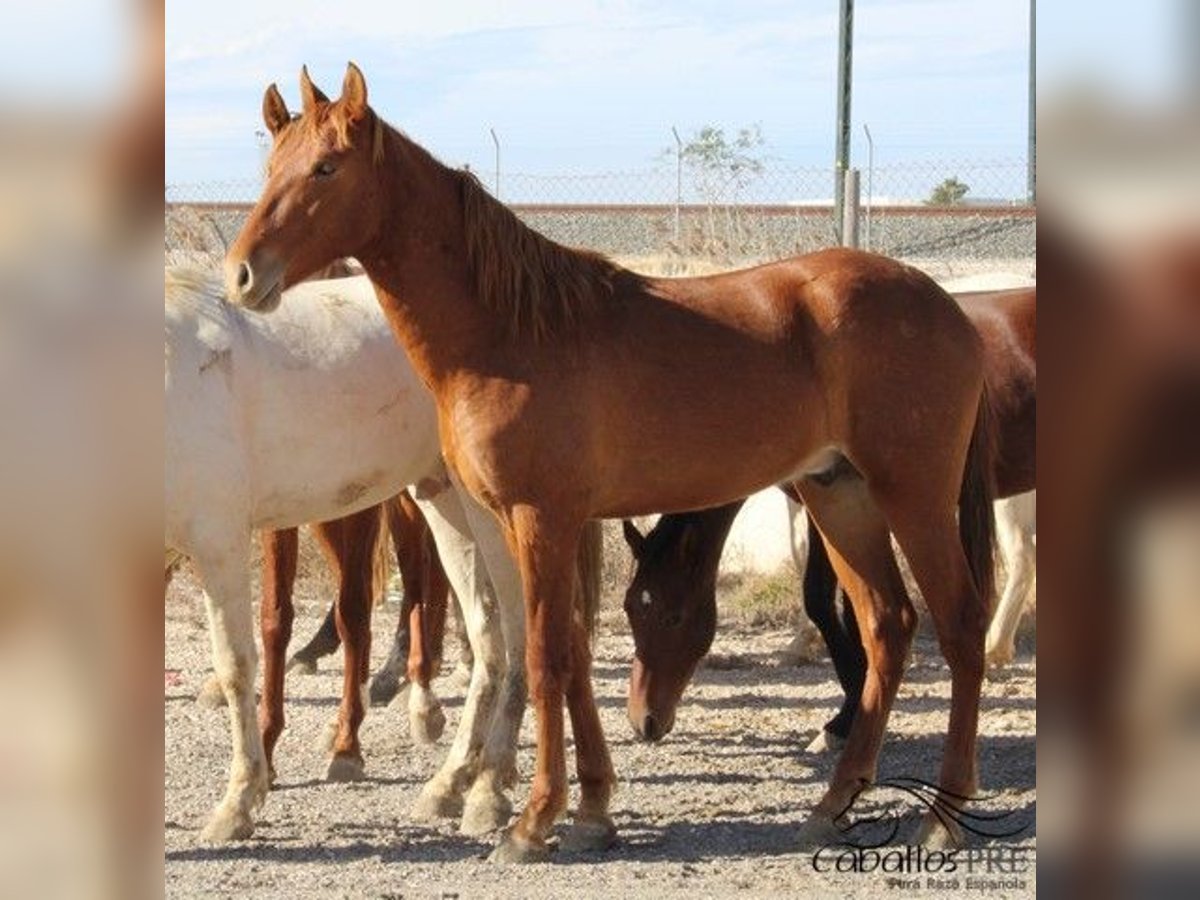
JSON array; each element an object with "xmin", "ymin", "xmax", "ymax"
[{"xmin": 166, "ymin": 158, "xmax": 1034, "ymax": 276}]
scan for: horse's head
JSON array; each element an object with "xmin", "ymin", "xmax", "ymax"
[
  {"xmin": 622, "ymin": 518, "xmax": 718, "ymax": 742},
  {"xmin": 226, "ymin": 63, "xmax": 382, "ymax": 312}
]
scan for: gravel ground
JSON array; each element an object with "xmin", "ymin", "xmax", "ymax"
[{"xmin": 166, "ymin": 560, "xmax": 1036, "ymax": 899}]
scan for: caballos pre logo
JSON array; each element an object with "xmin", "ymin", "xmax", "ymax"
[{"xmin": 810, "ymin": 776, "xmax": 1033, "ymax": 888}]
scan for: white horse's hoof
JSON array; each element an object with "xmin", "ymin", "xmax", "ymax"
[
  {"xmin": 409, "ymin": 701, "xmax": 446, "ymax": 745},
  {"xmin": 411, "ymin": 783, "xmax": 463, "ymax": 822},
  {"xmin": 200, "ymin": 805, "xmax": 254, "ymax": 842},
  {"xmin": 195, "ymin": 675, "xmax": 225, "ymax": 709},
  {"xmin": 488, "ymin": 828, "xmax": 550, "ymax": 864},
  {"xmin": 325, "ymin": 753, "xmax": 365, "ymax": 782},
  {"xmin": 460, "ymin": 785, "xmax": 513, "ymax": 836},
  {"xmin": 560, "ymin": 817, "xmax": 617, "ymax": 853},
  {"xmin": 804, "ymin": 729, "xmax": 846, "ymax": 754},
  {"xmin": 915, "ymin": 812, "xmax": 964, "ymax": 849},
  {"xmin": 286, "ymin": 656, "xmax": 318, "ymax": 675},
  {"xmin": 985, "ymin": 645, "xmax": 1015, "ymax": 673}
]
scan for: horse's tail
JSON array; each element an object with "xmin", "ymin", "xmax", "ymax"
[
  {"xmin": 959, "ymin": 386, "xmax": 998, "ymax": 616},
  {"xmin": 575, "ymin": 520, "xmax": 605, "ymax": 641}
]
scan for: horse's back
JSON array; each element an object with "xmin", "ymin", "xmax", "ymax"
[{"xmin": 165, "ymin": 269, "xmax": 440, "ymax": 537}]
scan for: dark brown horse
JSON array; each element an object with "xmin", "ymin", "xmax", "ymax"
[
  {"xmin": 625, "ymin": 287, "xmax": 1036, "ymax": 759},
  {"xmin": 225, "ymin": 64, "xmax": 994, "ymax": 857}
]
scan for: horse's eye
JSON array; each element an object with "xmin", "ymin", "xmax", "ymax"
[{"xmin": 313, "ymin": 160, "xmax": 336, "ymax": 178}]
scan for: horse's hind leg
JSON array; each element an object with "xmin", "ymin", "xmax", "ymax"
[
  {"xmin": 986, "ymin": 492, "xmax": 1036, "ymax": 671},
  {"xmin": 409, "ymin": 484, "xmax": 505, "ymax": 824},
  {"xmin": 456, "ymin": 486, "xmax": 527, "ymax": 836},
  {"xmin": 287, "ymin": 602, "xmax": 339, "ymax": 674},
  {"xmin": 800, "ymin": 513, "xmax": 867, "ymax": 752},
  {"xmin": 320, "ymin": 507, "xmax": 379, "ymax": 782},
  {"xmin": 885, "ymin": 499, "xmax": 989, "ymax": 848},
  {"xmin": 369, "ymin": 494, "xmax": 419, "ymax": 708},
  {"xmin": 193, "ymin": 538, "xmax": 269, "ymax": 841},
  {"xmin": 794, "ymin": 474, "xmax": 916, "ymax": 847},
  {"xmin": 258, "ymin": 527, "xmax": 298, "ymax": 783}
]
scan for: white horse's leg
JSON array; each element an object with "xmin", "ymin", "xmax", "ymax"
[
  {"xmin": 780, "ymin": 498, "xmax": 820, "ymax": 665},
  {"xmin": 193, "ymin": 538, "xmax": 268, "ymax": 841},
  {"xmin": 409, "ymin": 479, "xmax": 505, "ymax": 822},
  {"xmin": 457, "ymin": 488, "xmax": 527, "ymax": 836},
  {"xmin": 986, "ymin": 492, "xmax": 1037, "ymax": 670}
]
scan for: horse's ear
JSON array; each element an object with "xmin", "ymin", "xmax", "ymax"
[
  {"xmin": 299, "ymin": 64, "xmax": 329, "ymax": 114},
  {"xmin": 262, "ymin": 83, "xmax": 290, "ymax": 136},
  {"xmin": 622, "ymin": 520, "xmax": 646, "ymax": 557},
  {"xmin": 341, "ymin": 61, "xmax": 368, "ymax": 121}
]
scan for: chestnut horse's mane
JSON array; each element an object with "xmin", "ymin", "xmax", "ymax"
[{"xmin": 456, "ymin": 169, "xmax": 636, "ymax": 342}]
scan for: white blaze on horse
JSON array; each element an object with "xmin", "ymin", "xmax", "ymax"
[{"xmin": 165, "ymin": 269, "xmax": 528, "ymax": 842}]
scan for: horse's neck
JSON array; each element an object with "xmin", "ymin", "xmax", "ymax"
[{"xmin": 357, "ymin": 149, "xmax": 504, "ymax": 390}]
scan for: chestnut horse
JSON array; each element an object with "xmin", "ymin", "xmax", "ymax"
[
  {"xmin": 258, "ymin": 491, "xmax": 453, "ymax": 781},
  {"xmin": 280, "ymin": 491, "xmax": 453, "ymax": 714},
  {"xmin": 225, "ymin": 64, "xmax": 994, "ymax": 856},
  {"xmin": 623, "ymin": 286, "xmax": 1035, "ymax": 757}
]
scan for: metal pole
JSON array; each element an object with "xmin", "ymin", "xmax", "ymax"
[
  {"xmin": 672, "ymin": 126, "xmax": 683, "ymax": 241},
  {"xmin": 862, "ymin": 123, "xmax": 874, "ymax": 251},
  {"xmin": 834, "ymin": 0, "xmax": 854, "ymax": 242},
  {"xmin": 1027, "ymin": 0, "xmax": 1035, "ymax": 203},
  {"xmin": 490, "ymin": 127, "xmax": 500, "ymax": 199},
  {"xmin": 841, "ymin": 168, "xmax": 860, "ymax": 249}
]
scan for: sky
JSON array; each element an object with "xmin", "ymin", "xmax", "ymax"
[{"xmin": 162, "ymin": 1, "xmax": 1182, "ymax": 196}]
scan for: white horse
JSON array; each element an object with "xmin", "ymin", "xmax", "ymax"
[{"xmin": 165, "ymin": 269, "xmax": 525, "ymax": 841}]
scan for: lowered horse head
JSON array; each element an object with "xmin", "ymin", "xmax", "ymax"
[
  {"xmin": 621, "ymin": 502, "xmax": 742, "ymax": 742},
  {"xmin": 226, "ymin": 63, "xmax": 385, "ymax": 311}
]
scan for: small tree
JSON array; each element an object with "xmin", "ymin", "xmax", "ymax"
[
  {"xmin": 928, "ymin": 176, "xmax": 969, "ymax": 206},
  {"xmin": 669, "ymin": 124, "xmax": 765, "ymax": 254}
]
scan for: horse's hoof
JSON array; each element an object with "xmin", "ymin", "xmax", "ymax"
[
  {"xmin": 368, "ymin": 672, "xmax": 402, "ymax": 707},
  {"xmin": 460, "ymin": 785, "xmax": 513, "ymax": 836},
  {"xmin": 411, "ymin": 784, "xmax": 463, "ymax": 822},
  {"xmin": 200, "ymin": 806, "xmax": 254, "ymax": 842},
  {"xmin": 409, "ymin": 701, "xmax": 446, "ymax": 745},
  {"xmin": 915, "ymin": 812, "xmax": 964, "ymax": 849},
  {"xmin": 195, "ymin": 675, "xmax": 225, "ymax": 709},
  {"xmin": 796, "ymin": 811, "xmax": 846, "ymax": 850},
  {"xmin": 325, "ymin": 753, "xmax": 365, "ymax": 783},
  {"xmin": 805, "ymin": 729, "xmax": 846, "ymax": 754},
  {"xmin": 560, "ymin": 816, "xmax": 617, "ymax": 853},
  {"xmin": 985, "ymin": 646, "xmax": 1015, "ymax": 674},
  {"xmin": 488, "ymin": 828, "xmax": 550, "ymax": 864},
  {"xmin": 286, "ymin": 655, "xmax": 317, "ymax": 675}
]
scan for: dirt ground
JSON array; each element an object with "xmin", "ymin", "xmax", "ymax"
[{"xmin": 165, "ymin": 550, "xmax": 1036, "ymax": 899}]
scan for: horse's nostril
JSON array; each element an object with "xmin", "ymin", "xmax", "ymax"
[
  {"xmin": 642, "ymin": 714, "xmax": 661, "ymax": 742},
  {"xmin": 237, "ymin": 262, "xmax": 252, "ymax": 290}
]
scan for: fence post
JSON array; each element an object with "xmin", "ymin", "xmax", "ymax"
[
  {"xmin": 841, "ymin": 168, "xmax": 860, "ymax": 249},
  {"xmin": 489, "ymin": 127, "xmax": 500, "ymax": 200},
  {"xmin": 671, "ymin": 126, "xmax": 683, "ymax": 242}
]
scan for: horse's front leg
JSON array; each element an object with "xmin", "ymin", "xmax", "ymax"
[
  {"xmin": 194, "ymin": 536, "xmax": 269, "ymax": 841},
  {"xmin": 490, "ymin": 507, "xmax": 580, "ymax": 863}
]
